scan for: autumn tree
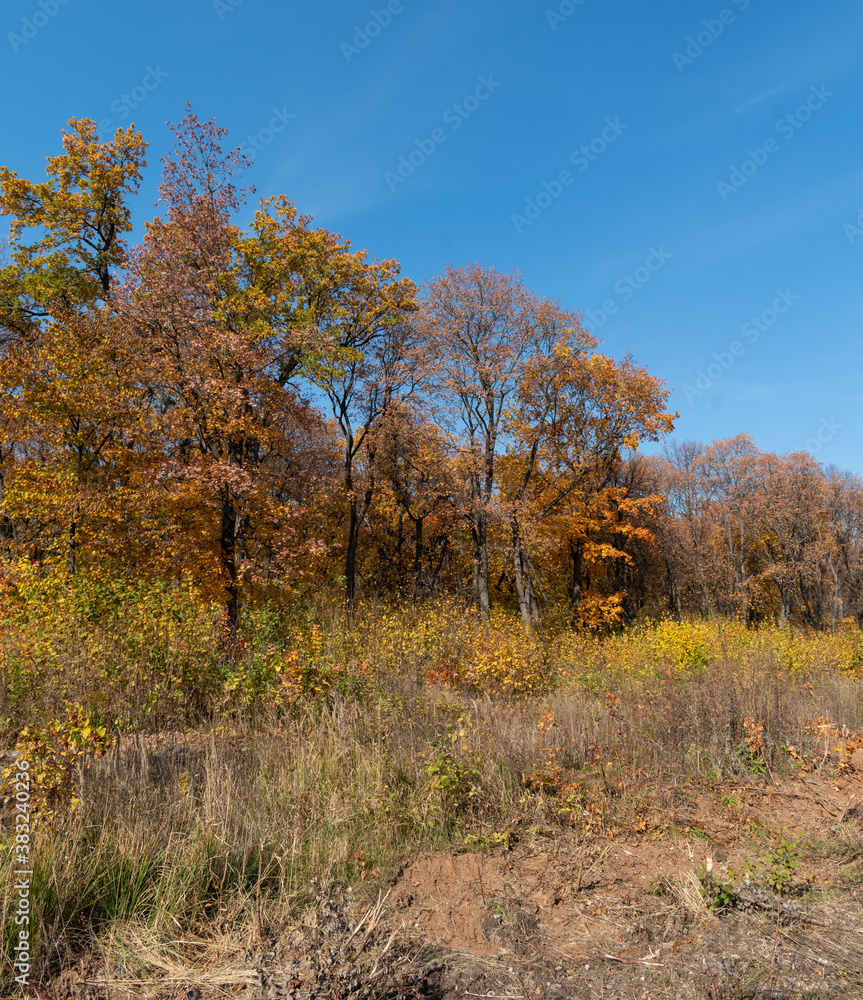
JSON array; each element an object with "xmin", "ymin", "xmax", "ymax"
[
  {"xmin": 363, "ymin": 401, "xmax": 458, "ymax": 600},
  {"xmin": 651, "ymin": 441, "xmax": 721, "ymax": 618},
  {"xmin": 504, "ymin": 350, "xmax": 674, "ymax": 628},
  {"xmin": 123, "ymin": 111, "xmax": 417, "ymax": 633},
  {"xmin": 312, "ymin": 313, "xmax": 418, "ymax": 603},
  {"xmin": 418, "ymin": 265, "xmax": 583, "ymax": 622},
  {"xmin": 0, "ymin": 120, "xmax": 147, "ymax": 574},
  {"xmin": 0, "ymin": 111, "xmax": 418, "ymax": 636}
]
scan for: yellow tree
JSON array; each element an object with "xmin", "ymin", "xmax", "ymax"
[
  {"xmin": 0, "ymin": 119, "xmax": 147, "ymax": 574},
  {"xmin": 504, "ymin": 349, "xmax": 675, "ymax": 629}
]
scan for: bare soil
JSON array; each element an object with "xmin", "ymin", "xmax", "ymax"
[{"xmin": 39, "ymin": 755, "xmax": 863, "ymax": 1000}]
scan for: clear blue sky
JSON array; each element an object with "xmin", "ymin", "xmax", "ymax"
[{"xmin": 2, "ymin": 0, "xmax": 861, "ymax": 471}]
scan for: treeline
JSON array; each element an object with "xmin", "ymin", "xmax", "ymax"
[
  {"xmin": 0, "ymin": 113, "xmax": 858, "ymax": 633},
  {"xmin": 651, "ymin": 437, "xmax": 863, "ymax": 630}
]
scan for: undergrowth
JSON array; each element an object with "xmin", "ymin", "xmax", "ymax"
[{"xmin": 3, "ymin": 571, "xmax": 863, "ymax": 989}]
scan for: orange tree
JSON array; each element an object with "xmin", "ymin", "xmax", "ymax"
[
  {"xmin": 123, "ymin": 111, "xmax": 415, "ymax": 634},
  {"xmin": 0, "ymin": 111, "xmax": 415, "ymax": 640},
  {"xmin": 502, "ymin": 349, "xmax": 675, "ymax": 629}
]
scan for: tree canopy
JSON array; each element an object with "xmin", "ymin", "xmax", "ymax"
[{"xmin": 4, "ymin": 114, "xmax": 858, "ymax": 635}]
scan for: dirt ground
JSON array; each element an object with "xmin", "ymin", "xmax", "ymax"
[
  {"xmin": 36, "ymin": 749, "xmax": 863, "ymax": 1000},
  {"xmin": 374, "ymin": 759, "xmax": 863, "ymax": 1000}
]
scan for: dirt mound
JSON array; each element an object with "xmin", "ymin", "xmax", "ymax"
[{"xmin": 382, "ymin": 765, "xmax": 863, "ymax": 998}]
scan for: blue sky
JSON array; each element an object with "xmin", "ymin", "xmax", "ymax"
[{"xmin": 2, "ymin": 0, "xmax": 861, "ymax": 471}]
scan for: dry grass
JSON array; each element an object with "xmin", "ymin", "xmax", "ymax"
[{"xmin": 3, "ymin": 595, "xmax": 863, "ymax": 996}]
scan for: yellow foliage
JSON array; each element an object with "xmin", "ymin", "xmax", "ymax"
[
  {"xmin": 459, "ymin": 618, "xmax": 551, "ymax": 696},
  {"xmin": 2, "ymin": 702, "xmax": 111, "ymax": 822},
  {"xmin": 573, "ymin": 591, "xmax": 626, "ymax": 632},
  {"xmin": 651, "ymin": 617, "xmax": 713, "ymax": 669}
]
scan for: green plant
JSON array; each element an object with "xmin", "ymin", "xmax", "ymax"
[
  {"xmin": 463, "ymin": 831, "xmax": 513, "ymax": 851},
  {"xmin": 734, "ymin": 740, "xmax": 767, "ymax": 777},
  {"xmin": 1, "ymin": 702, "xmax": 111, "ymax": 820},
  {"xmin": 763, "ymin": 838, "xmax": 800, "ymax": 895},
  {"xmin": 425, "ymin": 742, "xmax": 482, "ymax": 827},
  {"xmin": 697, "ymin": 865, "xmax": 738, "ymax": 913}
]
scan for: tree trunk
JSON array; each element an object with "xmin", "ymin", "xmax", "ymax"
[
  {"xmin": 345, "ymin": 481, "xmax": 375, "ymax": 603},
  {"xmin": 395, "ymin": 509, "xmax": 405, "ymax": 595},
  {"xmin": 512, "ymin": 519, "xmax": 539, "ymax": 631},
  {"xmin": 413, "ymin": 515, "xmax": 425, "ymax": 598},
  {"xmin": 570, "ymin": 538, "xmax": 583, "ymax": 623},
  {"xmin": 346, "ymin": 498, "xmax": 359, "ymax": 603},
  {"xmin": 471, "ymin": 513, "xmax": 490, "ymax": 623},
  {"xmin": 67, "ymin": 508, "xmax": 78, "ymax": 576},
  {"xmin": 514, "ymin": 546, "xmax": 540, "ymax": 631},
  {"xmin": 665, "ymin": 558, "xmax": 682, "ymax": 622},
  {"xmin": 220, "ymin": 493, "xmax": 238, "ymax": 644},
  {"xmin": 513, "ymin": 545, "xmax": 530, "ymax": 631}
]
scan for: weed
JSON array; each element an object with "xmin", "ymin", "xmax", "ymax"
[
  {"xmin": 763, "ymin": 838, "xmax": 801, "ymax": 896},
  {"xmin": 697, "ymin": 865, "xmax": 739, "ymax": 913},
  {"xmin": 4, "ymin": 596, "xmax": 863, "ymax": 989}
]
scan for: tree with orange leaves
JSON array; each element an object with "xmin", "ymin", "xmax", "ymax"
[
  {"xmin": 418, "ymin": 264, "xmax": 590, "ymax": 622},
  {"xmin": 503, "ymin": 349, "xmax": 675, "ymax": 628},
  {"xmin": 0, "ymin": 111, "xmax": 416, "ymax": 640}
]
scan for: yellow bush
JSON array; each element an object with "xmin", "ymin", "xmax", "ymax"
[
  {"xmin": 650, "ymin": 618, "xmax": 713, "ymax": 670},
  {"xmin": 2, "ymin": 702, "xmax": 112, "ymax": 821},
  {"xmin": 459, "ymin": 617, "xmax": 552, "ymax": 696}
]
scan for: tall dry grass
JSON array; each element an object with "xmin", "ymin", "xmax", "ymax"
[{"xmin": 3, "ymin": 576, "xmax": 863, "ymax": 986}]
